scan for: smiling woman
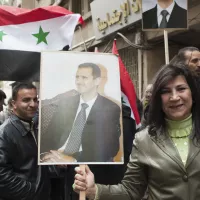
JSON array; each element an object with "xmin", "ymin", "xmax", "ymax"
[
  {"xmin": 73, "ymin": 63, "xmax": 200, "ymax": 200},
  {"xmin": 160, "ymin": 75, "xmax": 192, "ymax": 121},
  {"xmin": 148, "ymin": 63, "xmax": 200, "ymax": 134}
]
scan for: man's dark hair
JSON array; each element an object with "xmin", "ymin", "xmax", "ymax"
[
  {"xmin": 170, "ymin": 47, "xmax": 199, "ymax": 66},
  {"xmin": 148, "ymin": 63, "xmax": 200, "ymax": 141},
  {"xmin": 0, "ymin": 90, "xmax": 6, "ymax": 101},
  {"xmin": 178, "ymin": 47, "xmax": 199, "ymax": 58},
  {"xmin": 12, "ymin": 82, "xmax": 36, "ymax": 101},
  {"xmin": 78, "ymin": 63, "xmax": 101, "ymax": 78},
  {"xmin": 179, "ymin": 47, "xmax": 199, "ymax": 62}
]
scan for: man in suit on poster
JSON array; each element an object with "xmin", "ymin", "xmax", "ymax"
[
  {"xmin": 142, "ymin": 0, "xmax": 187, "ymax": 29},
  {"xmin": 40, "ymin": 62, "xmax": 121, "ymax": 162}
]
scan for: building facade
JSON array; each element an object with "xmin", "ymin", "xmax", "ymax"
[
  {"xmin": 19, "ymin": 0, "xmax": 200, "ymax": 98},
  {"xmin": 71, "ymin": 0, "xmax": 200, "ymax": 98}
]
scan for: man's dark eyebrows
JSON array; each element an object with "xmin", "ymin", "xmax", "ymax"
[
  {"xmin": 22, "ymin": 97, "xmax": 36, "ymax": 101},
  {"xmin": 191, "ymin": 58, "xmax": 199, "ymax": 62}
]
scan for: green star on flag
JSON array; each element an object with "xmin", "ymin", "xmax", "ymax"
[
  {"xmin": 0, "ymin": 31, "xmax": 6, "ymax": 42},
  {"xmin": 32, "ymin": 26, "xmax": 50, "ymax": 45}
]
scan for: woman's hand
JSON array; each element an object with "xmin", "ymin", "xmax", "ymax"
[{"xmin": 73, "ymin": 165, "xmax": 97, "ymax": 199}]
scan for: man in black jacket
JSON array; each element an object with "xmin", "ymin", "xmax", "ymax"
[{"xmin": 0, "ymin": 82, "xmax": 50, "ymax": 200}]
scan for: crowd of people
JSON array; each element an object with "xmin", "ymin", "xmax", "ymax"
[{"xmin": 0, "ymin": 46, "xmax": 199, "ymax": 200}]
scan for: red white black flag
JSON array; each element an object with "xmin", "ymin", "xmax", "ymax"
[
  {"xmin": 112, "ymin": 39, "xmax": 141, "ymax": 127},
  {"xmin": 0, "ymin": 6, "xmax": 82, "ymax": 81}
]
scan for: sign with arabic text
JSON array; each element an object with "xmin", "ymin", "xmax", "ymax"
[{"xmin": 91, "ymin": 0, "xmax": 142, "ymax": 40}]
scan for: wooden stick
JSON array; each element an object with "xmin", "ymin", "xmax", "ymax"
[
  {"xmin": 79, "ymin": 164, "xmax": 86, "ymax": 200},
  {"xmin": 164, "ymin": 30, "xmax": 169, "ymax": 64}
]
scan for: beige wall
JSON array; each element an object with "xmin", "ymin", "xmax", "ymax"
[
  {"xmin": 35, "ymin": 0, "xmax": 52, "ymax": 7},
  {"xmin": 144, "ymin": 45, "xmax": 181, "ymax": 85},
  {"xmin": 21, "ymin": 0, "xmax": 35, "ymax": 8},
  {"xmin": 72, "ymin": 19, "xmax": 95, "ymax": 51},
  {"xmin": 145, "ymin": 47, "xmax": 165, "ymax": 84},
  {"xmin": 21, "ymin": 0, "xmax": 53, "ymax": 8}
]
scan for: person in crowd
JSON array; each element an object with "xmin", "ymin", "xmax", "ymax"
[
  {"xmin": 142, "ymin": 0, "xmax": 187, "ymax": 29},
  {"xmin": 0, "ymin": 97, "xmax": 13, "ymax": 125},
  {"xmin": 142, "ymin": 84, "xmax": 153, "ymax": 109},
  {"xmin": 140, "ymin": 84, "xmax": 153, "ymax": 129},
  {"xmin": 40, "ymin": 62, "xmax": 121, "ymax": 163},
  {"xmin": 0, "ymin": 82, "xmax": 50, "ymax": 200},
  {"xmin": 73, "ymin": 62, "xmax": 200, "ymax": 200},
  {"xmin": 170, "ymin": 47, "xmax": 200, "ymax": 76},
  {"xmin": 0, "ymin": 89, "xmax": 6, "ymax": 113}
]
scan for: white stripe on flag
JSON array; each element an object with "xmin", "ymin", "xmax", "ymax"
[{"xmin": 0, "ymin": 14, "xmax": 80, "ymax": 51}]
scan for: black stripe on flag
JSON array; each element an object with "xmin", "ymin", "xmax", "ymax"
[
  {"xmin": 0, "ymin": 45, "xmax": 69, "ymax": 81},
  {"xmin": 0, "ymin": 50, "xmax": 40, "ymax": 81}
]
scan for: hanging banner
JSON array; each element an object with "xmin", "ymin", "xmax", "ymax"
[{"xmin": 0, "ymin": 6, "xmax": 82, "ymax": 81}]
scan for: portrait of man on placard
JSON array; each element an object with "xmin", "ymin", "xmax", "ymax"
[
  {"xmin": 39, "ymin": 52, "xmax": 122, "ymax": 164},
  {"xmin": 142, "ymin": 0, "xmax": 188, "ymax": 30}
]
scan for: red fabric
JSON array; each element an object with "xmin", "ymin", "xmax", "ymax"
[
  {"xmin": 0, "ymin": 5, "xmax": 83, "ymax": 26},
  {"xmin": 112, "ymin": 39, "xmax": 140, "ymax": 125}
]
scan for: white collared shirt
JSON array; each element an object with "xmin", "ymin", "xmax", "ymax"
[
  {"xmin": 59, "ymin": 95, "xmax": 98, "ymax": 151},
  {"xmin": 157, "ymin": 0, "xmax": 175, "ymax": 26}
]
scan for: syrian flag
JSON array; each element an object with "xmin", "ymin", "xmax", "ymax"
[
  {"xmin": 112, "ymin": 39, "xmax": 141, "ymax": 128},
  {"xmin": 0, "ymin": 6, "xmax": 83, "ymax": 81}
]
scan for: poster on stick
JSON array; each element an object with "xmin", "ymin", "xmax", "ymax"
[
  {"xmin": 142, "ymin": 0, "xmax": 188, "ymax": 30},
  {"xmin": 38, "ymin": 51, "xmax": 123, "ymax": 165}
]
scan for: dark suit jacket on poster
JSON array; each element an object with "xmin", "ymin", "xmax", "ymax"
[
  {"xmin": 40, "ymin": 91, "xmax": 121, "ymax": 162},
  {"xmin": 142, "ymin": 2, "xmax": 187, "ymax": 29}
]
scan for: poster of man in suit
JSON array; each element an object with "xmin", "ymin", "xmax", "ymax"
[
  {"xmin": 142, "ymin": 0, "xmax": 188, "ymax": 30},
  {"xmin": 38, "ymin": 51, "xmax": 123, "ymax": 164}
]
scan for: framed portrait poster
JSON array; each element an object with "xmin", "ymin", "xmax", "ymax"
[
  {"xmin": 38, "ymin": 51, "xmax": 123, "ymax": 165},
  {"xmin": 142, "ymin": 0, "xmax": 188, "ymax": 30}
]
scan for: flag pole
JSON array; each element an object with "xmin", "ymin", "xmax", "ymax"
[
  {"xmin": 78, "ymin": 25, "xmax": 87, "ymax": 200},
  {"xmin": 79, "ymin": 164, "xmax": 86, "ymax": 200},
  {"xmin": 164, "ymin": 30, "xmax": 169, "ymax": 64},
  {"xmin": 78, "ymin": 24, "xmax": 86, "ymax": 200}
]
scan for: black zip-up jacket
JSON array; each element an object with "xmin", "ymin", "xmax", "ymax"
[{"xmin": 0, "ymin": 114, "xmax": 50, "ymax": 200}]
